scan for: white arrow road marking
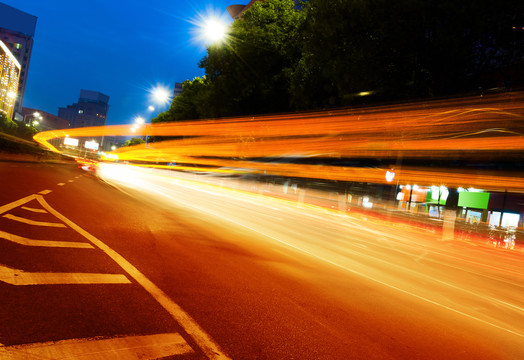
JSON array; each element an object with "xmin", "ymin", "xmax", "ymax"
[
  {"xmin": 20, "ymin": 206, "xmax": 47, "ymax": 214},
  {"xmin": 37, "ymin": 195, "xmax": 232, "ymax": 360},
  {"xmin": 0, "ymin": 230, "xmax": 94, "ymax": 248},
  {"xmin": 0, "ymin": 332, "xmax": 193, "ymax": 359},
  {"xmin": 3, "ymin": 214, "xmax": 66, "ymax": 228},
  {"xmin": 0, "ymin": 265, "xmax": 131, "ymax": 285}
]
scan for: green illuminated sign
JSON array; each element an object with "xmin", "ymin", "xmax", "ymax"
[{"xmin": 457, "ymin": 192, "xmax": 490, "ymax": 209}]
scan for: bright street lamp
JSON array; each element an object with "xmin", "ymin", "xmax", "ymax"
[
  {"xmin": 190, "ymin": 8, "xmax": 230, "ymax": 46},
  {"xmin": 151, "ymin": 87, "xmax": 171, "ymax": 105},
  {"xmin": 203, "ymin": 18, "xmax": 228, "ymax": 43}
]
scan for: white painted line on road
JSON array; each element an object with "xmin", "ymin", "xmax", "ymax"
[
  {"xmin": 0, "ymin": 230, "xmax": 94, "ymax": 248},
  {"xmin": 0, "ymin": 332, "xmax": 193, "ymax": 359},
  {"xmin": 36, "ymin": 195, "xmax": 231, "ymax": 360},
  {"xmin": 21, "ymin": 206, "xmax": 47, "ymax": 213},
  {"xmin": 0, "ymin": 195, "xmax": 37, "ymax": 215},
  {"xmin": 0, "ymin": 264, "xmax": 130, "ymax": 285},
  {"xmin": 3, "ymin": 214, "xmax": 66, "ymax": 228},
  {"xmin": 38, "ymin": 190, "xmax": 52, "ymax": 195},
  {"xmin": 57, "ymin": 183, "xmax": 65, "ymax": 186},
  {"xmin": 68, "ymin": 180, "xmax": 74, "ymax": 183}
]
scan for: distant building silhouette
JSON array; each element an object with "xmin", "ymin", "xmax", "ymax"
[
  {"xmin": 0, "ymin": 2, "xmax": 37, "ymax": 118},
  {"xmin": 58, "ymin": 90, "xmax": 109, "ymax": 128},
  {"xmin": 173, "ymin": 82, "xmax": 183, "ymax": 98},
  {"xmin": 22, "ymin": 108, "xmax": 69, "ymax": 131}
]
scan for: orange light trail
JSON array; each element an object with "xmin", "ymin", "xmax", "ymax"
[{"xmin": 34, "ymin": 92, "xmax": 524, "ymax": 191}]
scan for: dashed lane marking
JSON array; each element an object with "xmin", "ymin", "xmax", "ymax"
[
  {"xmin": 57, "ymin": 183, "xmax": 65, "ymax": 186},
  {"xmin": 0, "ymin": 264, "xmax": 131, "ymax": 285},
  {"xmin": 0, "ymin": 230, "xmax": 94, "ymax": 248},
  {"xmin": 20, "ymin": 206, "xmax": 47, "ymax": 213},
  {"xmin": 0, "ymin": 332, "xmax": 193, "ymax": 359},
  {"xmin": 37, "ymin": 195, "xmax": 231, "ymax": 360},
  {"xmin": 38, "ymin": 190, "xmax": 52, "ymax": 195},
  {"xmin": 3, "ymin": 214, "xmax": 66, "ymax": 228},
  {"xmin": 68, "ymin": 180, "xmax": 74, "ymax": 183}
]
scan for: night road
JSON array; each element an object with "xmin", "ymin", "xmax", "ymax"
[{"xmin": 1, "ymin": 159, "xmax": 523, "ymax": 359}]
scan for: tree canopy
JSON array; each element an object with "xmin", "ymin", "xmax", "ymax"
[
  {"xmin": 123, "ymin": 137, "xmax": 146, "ymax": 147},
  {"xmin": 0, "ymin": 113, "xmax": 18, "ymax": 135},
  {"xmin": 153, "ymin": 0, "xmax": 523, "ymax": 123}
]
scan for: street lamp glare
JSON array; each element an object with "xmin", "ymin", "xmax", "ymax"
[
  {"xmin": 203, "ymin": 18, "xmax": 227, "ymax": 43},
  {"xmin": 152, "ymin": 87, "xmax": 170, "ymax": 104}
]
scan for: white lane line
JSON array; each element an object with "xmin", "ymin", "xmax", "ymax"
[
  {"xmin": 36, "ymin": 195, "xmax": 231, "ymax": 360},
  {"xmin": 0, "ymin": 195, "xmax": 37, "ymax": 215},
  {"xmin": 3, "ymin": 214, "xmax": 66, "ymax": 228},
  {"xmin": 0, "ymin": 230, "xmax": 94, "ymax": 248},
  {"xmin": 68, "ymin": 180, "xmax": 74, "ymax": 183},
  {"xmin": 21, "ymin": 206, "xmax": 47, "ymax": 214},
  {"xmin": 0, "ymin": 264, "xmax": 130, "ymax": 285},
  {"xmin": 0, "ymin": 332, "xmax": 193, "ymax": 359},
  {"xmin": 57, "ymin": 183, "xmax": 65, "ymax": 186},
  {"xmin": 38, "ymin": 190, "xmax": 52, "ymax": 195}
]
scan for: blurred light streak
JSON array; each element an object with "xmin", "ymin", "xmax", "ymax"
[
  {"xmin": 95, "ymin": 163, "xmax": 524, "ymax": 341},
  {"xmin": 34, "ymin": 92, "xmax": 524, "ymax": 191}
]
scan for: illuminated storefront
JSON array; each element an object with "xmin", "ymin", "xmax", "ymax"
[{"xmin": 0, "ymin": 40, "xmax": 20, "ymax": 120}]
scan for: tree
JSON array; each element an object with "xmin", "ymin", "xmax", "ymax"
[
  {"xmin": 291, "ymin": 0, "xmax": 524, "ymax": 109},
  {"xmin": 201, "ymin": 0, "xmax": 306, "ymax": 117},
  {"xmin": 154, "ymin": 0, "xmax": 523, "ymax": 121},
  {"xmin": 152, "ymin": 77, "xmax": 212, "ymax": 123},
  {"xmin": 123, "ymin": 137, "xmax": 146, "ymax": 147},
  {"xmin": 0, "ymin": 113, "xmax": 18, "ymax": 135},
  {"xmin": 153, "ymin": 0, "xmax": 306, "ymax": 123}
]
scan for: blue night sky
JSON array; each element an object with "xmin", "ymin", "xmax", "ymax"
[{"xmin": 3, "ymin": 0, "xmax": 234, "ymax": 125}]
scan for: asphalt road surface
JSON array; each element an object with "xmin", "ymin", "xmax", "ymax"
[{"xmin": 1, "ymin": 159, "xmax": 523, "ymax": 359}]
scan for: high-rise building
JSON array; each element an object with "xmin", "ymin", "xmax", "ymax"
[
  {"xmin": 58, "ymin": 90, "xmax": 110, "ymax": 128},
  {"xmin": 227, "ymin": 0, "xmax": 262, "ymax": 19},
  {"xmin": 0, "ymin": 40, "xmax": 20, "ymax": 120},
  {"xmin": 0, "ymin": 2, "xmax": 37, "ymax": 117},
  {"xmin": 173, "ymin": 82, "xmax": 183, "ymax": 98}
]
